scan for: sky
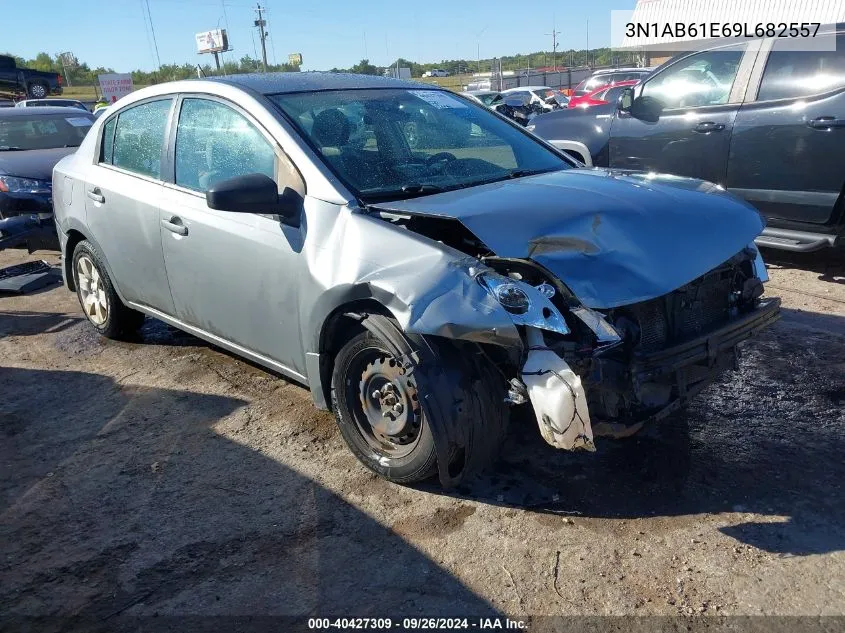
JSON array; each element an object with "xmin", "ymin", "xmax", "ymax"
[{"xmin": 0, "ymin": 0, "xmax": 637, "ymax": 72}]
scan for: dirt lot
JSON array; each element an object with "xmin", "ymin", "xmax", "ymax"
[{"xmin": 1, "ymin": 247, "xmax": 844, "ymax": 629}]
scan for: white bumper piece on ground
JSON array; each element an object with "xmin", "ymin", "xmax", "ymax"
[{"xmin": 521, "ymin": 327, "xmax": 595, "ymax": 452}]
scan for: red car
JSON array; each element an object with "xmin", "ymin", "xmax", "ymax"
[{"xmin": 567, "ymin": 80, "xmax": 639, "ymax": 109}]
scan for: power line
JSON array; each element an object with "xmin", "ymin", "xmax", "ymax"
[{"xmin": 144, "ymin": 0, "xmax": 163, "ymax": 71}]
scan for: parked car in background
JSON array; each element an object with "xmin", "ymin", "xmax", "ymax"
[
  {"xmin": 567, "ymin": 80, "xmax": 639, "ymax": 109},
  {"xmin": 53, "ymin": 73, "xmax": 777, "ymax": 487},
  {"xmin": 15, "ymin": 98, "xmax": 90, "ymax": 112},
  {"xmin": 0, "ymin": 55, "xmax": 63, "ymax": 99},
  {"xmin": 423, "ymin": 69, "xmax": 449, "ymax": 77},
  {"xmin": 530, "ymin": 31, "xmax": 845, "ymax": 253},
  {"xmin": 571, "ymin": 67, "xmax": 652, "ymax": 98},
  {"xmin": 0, "ymin": 106, "xmax": 93, "ymax": 248},
  {"xmin": 461, "ymin": 90, "xmax": 501, "ymax": 107},
  {"xmin": 496, "ymin": 86, "xmax": 559, "ymax": 111}
]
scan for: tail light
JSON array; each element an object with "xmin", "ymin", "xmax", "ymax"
[{"xmin": 57, "ymin": 74, "xmax": 62, "ymax": 86}]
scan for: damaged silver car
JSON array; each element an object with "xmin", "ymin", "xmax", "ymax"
[{"xmin": 52, "ymin": 74, "xmax": 780, "ymax": 486}]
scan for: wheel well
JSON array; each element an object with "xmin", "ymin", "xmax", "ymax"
[
  {"xmin": 317, "ymin": 299, "xmax": 394, "ymax": 410},
  {"xmin": 63, "ymin": 229, "xmax": 86, "ymax": 291}
]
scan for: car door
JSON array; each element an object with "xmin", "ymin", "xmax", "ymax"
[
  {"xmin": 609, "ymin": 43, "xmax": 754, "ymax": 186},
  {"xmin": 84, "ymin": 97, "xmax": 176, "ymax": 313},
  {"xmin": 158, "ymin": 95, "xmax": 308, "ymax": 375},
  {"xmin": 728, "ymin": 31, "xmax": 845, "ymax": 226}
]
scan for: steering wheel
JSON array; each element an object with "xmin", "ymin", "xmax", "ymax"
[{"xmin": 425, "ymin": 152, "xmax": 457, "ymax": 167}]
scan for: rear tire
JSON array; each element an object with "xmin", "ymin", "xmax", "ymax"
[
  {"xmin": 71, "ymin": 240, "xmax": 145, "ymax": 340},
  {"xmin": 27, "ymin": 83, "xmax": 47, "ymax": 98}
]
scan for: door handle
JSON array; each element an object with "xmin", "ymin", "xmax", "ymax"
[
  {"xmin": 86, "ymin": 188, "xmax": 104, "ymax": 203},
  {"xmin": 161, "ymin": 217, "xmax": 188, "ymax": 236},
  {"xmin": 693, "ymin": 121, "xmax": 725, "ymax": 133},
  {"xmin": 808, "ymin": 116, "xmax": 845, "ymax": 130}
]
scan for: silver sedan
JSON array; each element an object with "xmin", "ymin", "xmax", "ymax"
[{"xmin": 52, "ymin": 73, "xmax": 778, "ymax": 486}]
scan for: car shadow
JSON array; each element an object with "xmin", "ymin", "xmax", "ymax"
[
  {"xmin": 0, "ymin": 367, "xmax": 499, "ymax": 627},
  {"xmin": 417, "ymin": 309, "xmax": 845, "ymax": 556},
  {"xmin": 761, "ymin": 247, "xmax": 845, "ymax": 285}
]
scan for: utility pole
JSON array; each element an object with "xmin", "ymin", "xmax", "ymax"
[
  {"xmin": 545, "ymin": 28, "xmax": 560, "ymax": 71},
  {"xmin": 585, "ymin": 18, "xmax": 590, "ymax": 68},
  {"xmin": 254, "ymin": 3, "xmax": 268, "ymax": 72}
]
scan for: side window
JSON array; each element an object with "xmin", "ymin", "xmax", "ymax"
[
  {"xmin": 641, "ymin": 45, "xmax": 746, "ymax": 109},
  {"xmin": 175, "ymin": 98, "xmax": 276, "ymax": 193},
  {"xmin": 111, "ymin": 99, "xmax": 172, "ymax": 178},
  {"xmin": 100, "ymin": 116, "xmax": 116, "ymax": 164},
  {"xmin": 757, "ymin": 33, "xmax": 845, "ymax": 101}
]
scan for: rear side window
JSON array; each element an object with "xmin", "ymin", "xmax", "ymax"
[
  {"xmin": 757, "ymin": 33, "xmax": 845, "ymax": 101},
  {"xmin": 174, "ymin": 98, "xmax": 276, "ymax": 193},
  {"xmin": 110, "ymin": 99, "xmax": 172, "ymax": 178}
]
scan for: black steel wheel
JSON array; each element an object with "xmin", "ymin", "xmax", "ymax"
[{"xmin": 331, "ymin": 330, "xmax": 437, "ymax": 483}]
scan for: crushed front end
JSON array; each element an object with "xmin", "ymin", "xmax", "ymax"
[{"xmin": 481, "ymin": 246, "xmax": 780, "ymax": 448}]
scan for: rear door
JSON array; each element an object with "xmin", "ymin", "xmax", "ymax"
[
  {"xmin": 609, "ymin": 43, "xmax": 755, "ymax": 186},
  {"xmin": 84, "ymin": 98, "xmax": 175, "ymax": 313},
  {"xmin": 727, "ymin": 31, "xmax": 845, "ymax": 225},
  {"xmin": 158, "ymin": 95, "xmax": 307, "ymax": 375}
]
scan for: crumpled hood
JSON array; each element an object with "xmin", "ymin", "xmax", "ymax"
[{"xmin": 372, "ymin": 168, "xmax": 765, "ymax": 309}]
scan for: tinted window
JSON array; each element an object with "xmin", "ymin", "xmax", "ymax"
[
  {"xmin": 112, "ymin": 99, "xmax": 172, "ymax": 178},
  {"xmin": 757, "ymin": 33, "xmax": 845, "ymax": 101},
  {"xmin": 0, "ymin": 112, "xmax": 93, "ymax": 150},
  {"xmin": 602, "ymin": 85, "xmax": 627, "ymax": 104},
  {"xmin": 174, "ymin": 99, "xmax": 275, "ymax": 193},
  {"xmin": 271, "ymin": 88, "xmax": 569, "ymax": 201},
  {"xmin": 641, "ymin": 45, "xmax": 745, "ymax": 109}
]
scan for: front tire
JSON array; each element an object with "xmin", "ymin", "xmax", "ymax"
[
  {"xmin": 330, "ymin": 317, "xmax": 509, "ymax": 486},
  {"xmin": 72, "ymin": 240, "xmax": 145, "ymax": 339},
  {"xmin": 331, "ymin": 330, "xmax": 438, "ymax": 483}
]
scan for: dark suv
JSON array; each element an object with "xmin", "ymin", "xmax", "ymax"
[{"xmin": 530, "ymin": 30, "xmax": 845, "ymax": 252}]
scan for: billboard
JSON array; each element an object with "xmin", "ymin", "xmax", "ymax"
[
  {"xmin": 196, "ymin": 29, "xmax": 229, "ymax": 54},
  {"xmin": 288, "ymin": 53, "xmax": 303, "ymax": 66},
  {"xmin": 98, "ymin": 73, "xmax": 134, "ymax": 103}
]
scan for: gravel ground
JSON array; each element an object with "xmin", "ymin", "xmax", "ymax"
[{"xmin": 1, "ymin": 247, "xmax": 844, "ymax": 629}]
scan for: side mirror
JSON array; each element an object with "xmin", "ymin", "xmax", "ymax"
[
  {"xmin": 628, "ymin": 95, "xmax": 664, "ymax": 123},
  {"xmin": 206, "ymin": 173, "xmax": 302, "ymax": 227}
]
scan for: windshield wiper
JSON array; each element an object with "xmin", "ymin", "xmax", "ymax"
[
  {"xmin": 0, "ymin": 146, "xmax": 23, "ymax": 151},
  {"xmin": 401, "ymin": 183, "xmax": 443, "ymax": 194},
  {"xmin": 362, "ymin": 183, "xmax": 445, "ymax": 202}
]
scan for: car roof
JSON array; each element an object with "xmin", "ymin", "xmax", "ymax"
[
  {"xmin": 209, "ymin": 71, "xmax": 428, "ymax": 95},
  {"xmin": 591, "ymin": 67, "xmax": 651, "ymax": 75},
  {"xmin": 0, "ymin": 106, "xmax": 94, "ymax": 117}
]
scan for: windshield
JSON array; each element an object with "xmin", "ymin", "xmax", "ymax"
[
  {"xmin": 270, "ymin": 88, "xmax": 570, "ymax": 201},
  {"xmin": 0, "ymin": 113, "xmax": 93, "ymax": 150},
  {"xmin": 477, "ymin": 92, "xmax": 499, "ymax": 106}
]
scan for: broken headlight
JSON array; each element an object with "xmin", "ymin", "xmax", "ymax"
[{"xmin": 478, "ymin": 272, "xmax": 570, "ymax": 335}]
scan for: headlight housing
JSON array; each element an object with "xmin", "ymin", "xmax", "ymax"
[
  {"xmin": 478, "ymin": 272, "xmax": 570, "ymax": 335},
  {"xmin": 0, "ymin": 176, "xmax": 52, "ymax": 194}
]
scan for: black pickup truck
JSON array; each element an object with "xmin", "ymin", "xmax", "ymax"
[
  {"xmin": 0, "ymin": 55, "xmax": 63, "ymax": 99},
  {"xmin": 530, "ymin": 29, "xmax": 845, "ymax": 253}
]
